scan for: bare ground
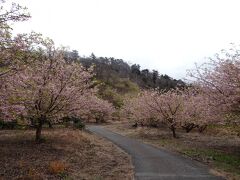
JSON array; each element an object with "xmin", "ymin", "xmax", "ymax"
[
  {"xmin": 0, "ymin": 128, "xmax": 134, "ymax": 180},
  {"xmin": 104, "ymin": 122, "xmax": 240, "ymax": 180}
]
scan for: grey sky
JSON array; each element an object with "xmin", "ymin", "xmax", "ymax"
[{"xmin": 13, "ymin": 0, "xmax": 240, "ymax": 79}]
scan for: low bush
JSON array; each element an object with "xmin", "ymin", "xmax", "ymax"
[
  {"xmin": 74, "ymin": 120, "xmax": 85, "ymax": 130},
  {"xmin": 62, "ymin": 116, "xmax": 85, "ymax": 130},
  {"xmin": 49, "ymin": 161, "xmax": 66, "ymax": 175},
  {"xmin": 0, "ymin": 120, "xmax": 18, "ymax": 129}
]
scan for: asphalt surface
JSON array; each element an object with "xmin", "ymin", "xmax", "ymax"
[{"xmin": 87, "ymin": 125, "xmax": 224, "ymax": 180}]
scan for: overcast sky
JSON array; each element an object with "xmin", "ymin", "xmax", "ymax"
[{"xmin": 13, "ymin": 0, "xmax": 240, "ymax": 79}]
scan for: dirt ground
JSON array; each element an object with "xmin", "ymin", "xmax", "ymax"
[
  {"xmin": 0, "ymin": 128, "xmax": 134, "ymax": 180},
  {"xmin": 105, "ymin": 122, "xmax": 240, "ymax": 180}
]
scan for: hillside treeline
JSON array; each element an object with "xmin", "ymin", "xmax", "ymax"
[
  {"xmin": 65, "ymin": 51, "xmax": 186, "ymax": 92},
  {"xmin": 63, "ymin": 50, "xmax": 186, "ymax": 108}
]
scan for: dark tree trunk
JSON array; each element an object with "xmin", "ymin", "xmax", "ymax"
[
  {"xmin": 170, "ymin": 125, "xmax": 177, "ymax": 138},
  {"xmin": 182, "ymin": 123, "xmax": 197, "ymax": 133},
  {"xmin": 35, "ymin": 116, "xmax": 45, "ymax": 143},
  {"xmin": 132, "ymin": 122, "xmax": 138, "ymax": 128},
  {"xmin": 198, "ymin": 125, "xmax": 207, "ymax": 133},
  {"xmin": 96, "ymin": 116, "xmax": 104, "ymax": 124},
  {"xmin": 36, "ymin": 122, "xmax": 43, "ymax": 143},
  {"xmin": 96, "ymin": 117, "xmax": 100, "ymax": 124},
  {"xmin": 48, "ymin": 121, "xmax": 53, "ymax": 128}
]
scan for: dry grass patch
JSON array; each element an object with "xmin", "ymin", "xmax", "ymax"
[
  {"xmin": 48, "ymin": 161, "xmax": 67, "ymax": 175},
  {"xmin": 0, "ymin": 128, "xmax": 134, "ymax": 180}
]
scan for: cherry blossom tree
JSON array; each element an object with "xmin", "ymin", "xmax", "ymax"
[
  {"xmin": 0, "ymin": 1, "xmax": 46, "ymax": 121},
  {"xmin": 74, "ymin": 94, "xmax": 115, "ymax": 123},
  {"xmin": 0, "ymin": 0, "xmax": 31, "ymax": 77},
  {"xmin": 188, "ymin": 46, "xmax": 240, "ymax": 125},
  {"xmin": 0, "ymin": 1, "xmax": 115, "ymax": 142},
  {"xmin": 180, "ymin": 88, "xmax": 222, "ymax": 133},
  {"xmin": 121, "ymin": 93, "xmax": 158, "ymax": 127},
  {"xmin": 122, "ymin": 89, "xmax": 185, "ymax": 138},
  {"xmin": 4, "ymin": 46, "xmax": 99, "ymax": 142},
  {"xmin": 146, "ymin": 89, "xmax": 185, "ymax": 137}
]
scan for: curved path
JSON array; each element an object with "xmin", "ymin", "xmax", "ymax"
[{"xmin": 87, "ymin": 125, "xmax": 224, "ymax": 180}]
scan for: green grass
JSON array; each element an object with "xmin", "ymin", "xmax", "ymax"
[
  {"xmin": 183, "ymin": 148, "xmax": 240, "ymax": 177},
  {"xmin": 207, "ymin": 124, "xmax": 240, "ymax": 135}
]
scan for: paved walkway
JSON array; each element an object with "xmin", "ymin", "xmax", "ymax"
[{"xmin": 87, "ymin": 125, "xmax": 224, "ymax": 180}]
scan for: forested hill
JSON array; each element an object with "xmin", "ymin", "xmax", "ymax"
[{"xmin": 65, "ymin": 50, "xmax": 185, "ymax": 91}]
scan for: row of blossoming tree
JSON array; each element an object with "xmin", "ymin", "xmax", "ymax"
[
  {"xmin": 0, "ymin": 1, "xmax": 114, "ymax": 142},
  {"xmin": 121, "ymin": 47, "xmax": 240, "ymax": 138}
]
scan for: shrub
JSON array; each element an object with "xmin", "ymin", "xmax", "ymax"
[
  {"xmin": 49, "ymin": 161, "xmax": 66, "ymax": 175},
  {"xmin": 0, "ymin": 120, "xmax": 4, "ymax": 129},
  {"xmin": 0, "ymin": 120, "xmax": 18, "ymax": 129},
  {"xmin": 74, "ymin": 120, "xmax": 85, "ymax": 130},
  {"xmin": 62, "ymin": 116, "xmax": 85, "ymax": 130}
]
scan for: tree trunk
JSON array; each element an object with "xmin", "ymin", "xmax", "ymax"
[
  {"xmin": 170, "ymin": 125, "xmax": 177, "ymax": 138},
  {"xmin": 36, "ymin": 116, "xmax": 45, "ymax": 143},
  {"xmin": 48, "ymin": 121, "xmax": 53, "ymax": 128},
  {"xmin": 182, "ymin": 123, "xmax": 196, "ymax": 133},
  {"xmin": 96, "ymin": 117, "xmax": 100, "ymax": 124},
  {"xmin": 132, "ymin": 122, "xmax": 138, "ymax": 128},
  {"xmin": 36, "ymin": 122, "xmax": 42, "ymax": 143},
  {"xmin": 198, "ymin": 125, "xmax": 207, "ymax": 133}
]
